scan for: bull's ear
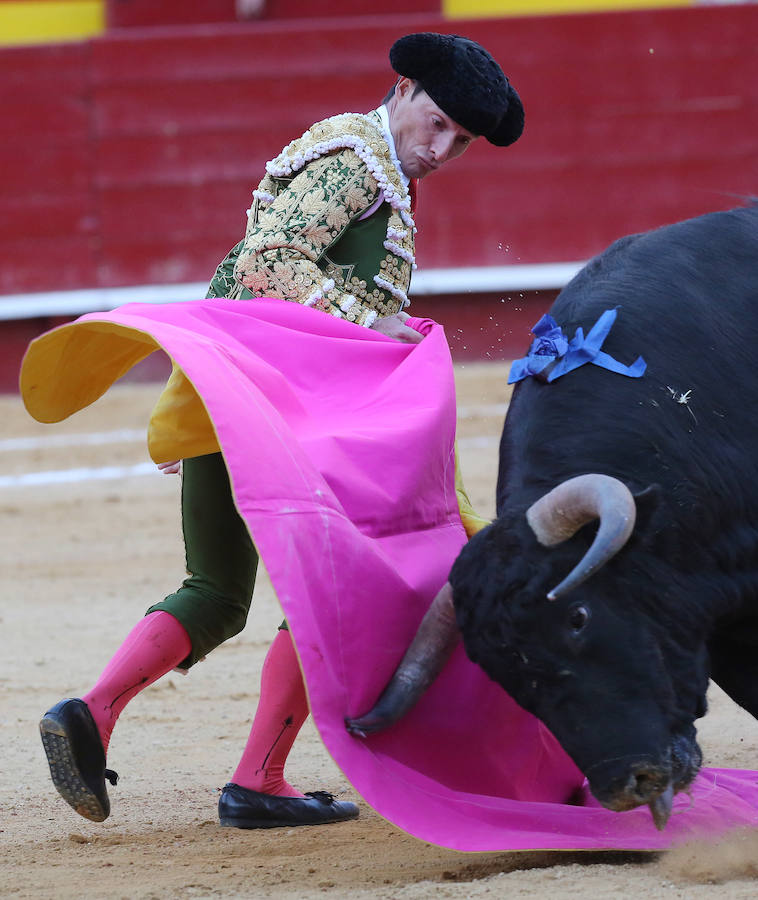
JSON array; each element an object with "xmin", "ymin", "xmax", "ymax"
[{"xmin": 632, "ymin": 483, "xmax": 663, "ymax": 533}]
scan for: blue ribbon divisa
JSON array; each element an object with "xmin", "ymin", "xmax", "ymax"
[{"xmin": 508, "ymin": 308, "xmax": 646, "ymax": 384}]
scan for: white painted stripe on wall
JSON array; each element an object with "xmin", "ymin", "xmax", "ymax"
[{"xmin": 0, "ymin": 262, "xmax": 585, "ymax": 321}]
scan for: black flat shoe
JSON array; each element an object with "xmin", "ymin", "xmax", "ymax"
[
  {"xmin": 218, "ymin": 782, "xmax": 359, "ymax": 829},
  {"xmin": 39, "ymin": 698, "xmax": 118, "ymax": 822}
]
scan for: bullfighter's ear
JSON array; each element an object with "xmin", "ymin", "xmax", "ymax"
[{"xmin": 632, "ymin": 483, "xmax": 663, "ymax": 533}]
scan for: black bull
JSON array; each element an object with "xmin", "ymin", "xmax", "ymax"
[{"xmin": 347, "ymin": 204, "xmax": 758, "ymax": 830}]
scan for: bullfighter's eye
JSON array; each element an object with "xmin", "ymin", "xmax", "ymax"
[{"xmin": 567, "ymin": 604, "xmax": 591, "ymax": 633}]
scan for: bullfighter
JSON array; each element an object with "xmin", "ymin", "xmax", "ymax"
[{"xmin": 38, "ymin": 32, "xmax": 524, "ymax": 829}]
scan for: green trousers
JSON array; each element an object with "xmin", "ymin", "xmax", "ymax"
[{"xmin": 147, "ymin": 452, "xmax": 259, "ymax": 668}]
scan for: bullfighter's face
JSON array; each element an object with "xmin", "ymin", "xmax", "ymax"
[{"xmin": 387, "ymin": 78, "xmax": 477, "ymax": 179}]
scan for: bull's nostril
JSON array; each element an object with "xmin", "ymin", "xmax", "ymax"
[
  {"xmin": 635, "ymin": 773, "xmax": 653, "ymax": 795},
  {"xmin": 621, "ymin": 770, "xmax": 661, "ymax": 802},
  {"xmin": 632, "ymin": 770, "xmax": 668, "ymax": 802}
]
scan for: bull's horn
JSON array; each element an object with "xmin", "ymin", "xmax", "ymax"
[
  {"xmin": 649, "ymin": 783, "xmax": 674, "ymax": 831},
  {"xmin": 526, "ymin": 473, "xmax": 636, "ymax": 600},
  {"xmin": 345, "ymin": 582, "xmax": 460, "ymax": 737}
]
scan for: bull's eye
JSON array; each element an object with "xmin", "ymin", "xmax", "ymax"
[{"xmin": 567, "ymin": 604, "xmax": 591, "ymax": 634}]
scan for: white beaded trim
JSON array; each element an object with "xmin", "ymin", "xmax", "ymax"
[
  {"xmin": 375, "ymin": 105, "xmax": 409, "ymax": 191},
  {"xmin": 263, "ymin": 112, "xmax": 416, "ymax": 317},
  {"xmin": 400, "ymin": 209, "xmax": 416, "ymax": 230},
  {"xmin": 304, "ymin": 278, "xmax": 336, "ymax": 308},
  {"xmin": 363, "ymin": 311, "xmax": 379, "ymax": 328},
  {"xmin": 383, "ymin": 240, "xmax": 416, "ymax": 267},
  {"xmin": 266, "ymin": 114, "xmax": 411, "ymax": 215},
  {"xmin": 253, "ymin": 189, "xmax": 275, "ymax": 205},
  {"xmin": 374, "ymin": 275, "xmax": 410, "ymax": 308}
]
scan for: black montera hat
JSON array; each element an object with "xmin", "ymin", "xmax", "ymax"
[{"xmin": 389, "ymin": 32, "xmax": 524, "ymax": 147}]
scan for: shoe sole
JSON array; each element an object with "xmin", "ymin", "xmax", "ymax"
[
  {"xmin": 219, "ymin": 813, "xmax": 359, "ymax": 829},
  {"xmin": 39, "ymin": 715, "xmax": 108, "ymax": 822}
]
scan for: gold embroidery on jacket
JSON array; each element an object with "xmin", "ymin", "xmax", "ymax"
[{"xmin": 207, "ymin": 110, "xmax": 415, "ymax": 325}]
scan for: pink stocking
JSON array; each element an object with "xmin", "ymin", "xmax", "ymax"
[
  {"xmin": 82, "ymin": 610, "xmax": 192, "ymax": 754},
  {"xmin": 231, "ymin": 629, "xmax": 309, "ymax": 797}
]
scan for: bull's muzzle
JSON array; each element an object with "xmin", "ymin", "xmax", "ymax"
[
  {"xmin": 588, "ymin": 736, "xmax": 701, "ymax": 831},
  {"xmin": 590, "ymin": 760, "xmax": 675, "ymax": 829}
]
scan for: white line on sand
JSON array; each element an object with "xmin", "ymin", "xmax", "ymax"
[
  {"xmin": 0, "ymin": 429, "xmax": 146, "ymax": 452},
  {"xmin": 0, "ymin": 462, "xmax": 159, "ymax": 488},
  {"xmin": 1, "ymin": 408, "xmax": 504, "ymax": 487},
  {"xmin": 2, "ymin": 405, "xmax": 506, "ymax": 455}
]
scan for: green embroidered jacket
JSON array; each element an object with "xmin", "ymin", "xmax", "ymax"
[{"xmin": 206, "ymin": 109, "xmax": 416, "ymax": 327}]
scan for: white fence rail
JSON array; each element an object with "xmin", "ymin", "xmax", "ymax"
[{"xmin": 0, "ymin": 262, "xmax": 584, "ymax": 322}]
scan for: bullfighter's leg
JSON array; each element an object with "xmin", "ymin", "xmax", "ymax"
[
  {"xmin": 229, "ymin": 627, "xmax": 309, "ymax": 799},
  {"xmin": 708, "ymin": 626, "xmax": 758, "ymax": 719},
  {"xmin": 217, "ymin": 628, "xmax": 360, "ymax": 829},
  {"xmin": 39, "ymin": 452, "xmax": 258, "ymax": 821}
]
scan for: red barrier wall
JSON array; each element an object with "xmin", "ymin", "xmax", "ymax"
[
  {"xmin": 105, "ymin": 0, "xmax": 439, "ymax": 27},
  {"xmin": 1, "ymin": 7, "xmax": 756, "ymax": 299},
  {"xmin": 107, "ymin": 0, "xmax": 238, "ymax": 27},
  {"xmin": 0, "ymin": 42, "xmax": 96, "ymax": 293}
]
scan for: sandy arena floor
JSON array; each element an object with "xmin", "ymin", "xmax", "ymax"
[{"xmin": 2, "ymin": 361, "xmax": 758, "ymax": 898}]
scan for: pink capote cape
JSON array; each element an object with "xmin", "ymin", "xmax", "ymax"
[{"xmin": 20, "ymin": 298, "xmax": 758, "ymax": 851}]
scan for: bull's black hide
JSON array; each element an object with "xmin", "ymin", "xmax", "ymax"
[{"xmin": 451, "ymin": 204, "xmax": 758, "ymax": 824}]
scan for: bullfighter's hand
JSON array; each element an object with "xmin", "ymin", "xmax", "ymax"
[
  {"xmin": 157, "ymin": 460, "xmax": 182, "ymax": 475},
  {"xmin": 370, "ymin": 313, "xmax": 424, "ymax": 344}
]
